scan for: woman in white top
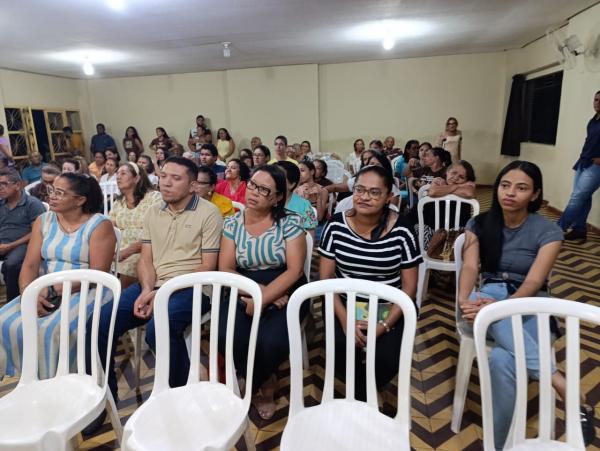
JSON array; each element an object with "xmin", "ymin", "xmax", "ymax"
[
  {"xmin": 435, "ymin": 116, "xmax": 462, "ymax": 162},
  {"xmin": 99, "ymin": 157, "xmax": 118, "ymax": 184}
]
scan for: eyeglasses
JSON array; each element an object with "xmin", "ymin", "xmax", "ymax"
[
  {"xmin": 0, "ymin": 181, "xmax": 17, "ymax": 189},
  {"xmin": 353, "ymin": 184, "xmax": 384, "ymax": 199},
  {"xmin": 196, "ymin": 181, "xmax": 212, "ymax": 186},
  {"xmin": 247, "ymin": 179, "xmax": 273, "ymax": 197},
  {"xmin": 46, "ymin": 186, "xmax": 80, "ymax": 200}
]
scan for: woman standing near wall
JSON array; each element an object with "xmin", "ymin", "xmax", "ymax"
[
  {"xmin": 216, "ymin": 128, "xmax": 235, "ymax": 162},
  {"xmin": 123, "ymin": 126, "xmax": 144, "ymax": 159},
  {"xmin": 435, "ymin": 117, "xmax": 462, "ymax": 162}
]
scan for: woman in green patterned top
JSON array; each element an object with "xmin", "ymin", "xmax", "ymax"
[{"xmin": 218, "ymin": 164, "xmax": 307, "ymax": 420}]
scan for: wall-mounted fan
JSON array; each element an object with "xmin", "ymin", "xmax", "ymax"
[
  {"xmin": 583, "ymin": 22, "xmax": 600, "ymax": 73},
  {"xmin": 546, "ymin": 27, "xmax": 582, "ymax": 70}
]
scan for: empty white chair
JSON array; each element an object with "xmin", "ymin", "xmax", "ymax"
[
  {"xmin": 415, "ymin": 194, "xmax": 479, "ymax": 308},
  {"xmin": 232, "ymin": 200, "xmax": 245, "ymax": 212},
  {"xmin": 100, "ymin": 181, "xmax": 119, "ymax": 216},
  {"xmin": 0, "ymin": 269, "xmax": 123, "ymax": 449},
  {"xmin": 474, "ymin": 297, "xmax": 599, "ymax": 450},
  {"xmin": 122, "ymin": 271, "xmax": 263, "ymax": 451},
  {"xmin": 281, "ymin": 279, "xmax": 417, "ymax": 451}
]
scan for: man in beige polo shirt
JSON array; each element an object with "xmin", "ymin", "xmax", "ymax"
[{"xmin": 88, "ymin": 156, "xmax": 223, "ymax": 417}]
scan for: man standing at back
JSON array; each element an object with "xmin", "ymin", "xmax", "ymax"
[
  {"xmin": 86, "ymin": 157, "xmax": 223, "ymax": 431},
  {"xmin": 90, "ymin": 123, "xmax": 117, "ymax": 154},
  {"xmin": 558, "ymin": 90, "xmax": 600, "ymax": 241},
  {"xmin": 0, "ymin": 169, "xmax": 46, "ymax": 302}
]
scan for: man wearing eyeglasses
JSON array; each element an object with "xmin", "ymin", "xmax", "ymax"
[{"xmin": 0, "ymin": 169, "xmax": 46, "ymax": 301}]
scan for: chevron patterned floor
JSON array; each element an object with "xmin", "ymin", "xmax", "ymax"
[{"xmin": 1, "ymin": 188, "xmax": 599, "ymax": 450}]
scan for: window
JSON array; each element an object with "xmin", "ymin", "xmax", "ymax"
[{"xmin": 521, "ymin": 71, "xmax": 563, "ymax": 145}]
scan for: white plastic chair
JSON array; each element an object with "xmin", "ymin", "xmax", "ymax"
[
  {"xmin": 42, "ymin": 201, "xmax": 50, "ymax": 211},
  {"xmin": 0, "ymin": 269, "xmax": 123, "ymax": 449},
  {"xmin": 300, "ymin": 233, "xmax": 313, "ymax": 370},
  {"xmin": 406, "ymin": 177, "xmax": 417, "ymax": 209},
  {"xmin": 122, "ymin": 271, "xmax": 262, "ymax": 451},
  {"xmin": 415, "ymin": 194, "xmax": 479, "ymax": 309},
  {"xmin": 324, "ymin": 159, "xmax": 346, "ymax": 184},
  {"xmin": 417, "ymin": 184, "xmax": 431, "ymax": 200},
  {"xmin": 24, "ymin": 180, "xmax": 41, "ymax": 194},
  {"xmin": 232, "ymin": 200, "xmax": 245, "ymax": 212},
  {"xmin": 474, "ymin": 297, "xmax": 599, "ymax": 451},
  {"xmin": 100, "ymin": 181, "xmax": 119, "ymax": 216},
  {"xmin": 112, "ymin": 227, "xmax": 122, "ymax": 276},
  {"xmin": 281, "ymin": 279, "xmax": 417, "ymax": 451}
]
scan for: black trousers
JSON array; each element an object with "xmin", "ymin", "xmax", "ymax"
[{"xmin": 0, "ymin": 244, "xmax": 27, "ymax": 302}]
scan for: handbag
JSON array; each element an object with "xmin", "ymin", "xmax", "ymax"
[{"xmin": 427, "ymin": 228, "xmax": 463, "ymax": 261}]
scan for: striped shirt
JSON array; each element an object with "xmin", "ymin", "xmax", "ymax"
[
  {"xmin": 223, "ymin": 212, "xmax": 304, "ymax": 270},
  {"xmin": 318, "ymin": 212, "xmax": 422, "ymax": 289}
]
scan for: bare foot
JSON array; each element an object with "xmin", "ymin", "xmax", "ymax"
[{"xmin": 253, "ymin": 377, "xmax": 277, "ymax": 420}]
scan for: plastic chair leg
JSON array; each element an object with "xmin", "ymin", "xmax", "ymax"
[
  {"xmin": 451, "ymin": 336, "xmax": 476, "ymax": 433},
  {"xmin": 242, "ymin": 419, "xmax": 256, "ymax": 451},
  {"xmin": 106, "ymin": 389, "xmax": 123, "ymax": 444},
  {"xmin": 133, "ymin": 328, "xmax": 143, "ymax": 387},
  {"xmin": 416, "ymin": 263, "xmax": 429, "ymax": 309}
]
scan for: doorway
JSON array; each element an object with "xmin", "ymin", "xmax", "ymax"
[{"xmin": 32, "ymin": 109, "xmax": 51, "ymax": 162}]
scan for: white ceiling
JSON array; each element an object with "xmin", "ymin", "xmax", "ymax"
[{"xmin": 1, "ymin": 0, "xmax": 597, "ymax": 79}]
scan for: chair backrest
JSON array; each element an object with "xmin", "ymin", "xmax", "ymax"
[
  {"xmin": 24, "ymin": 180, "xmax": 41, "ymax": 194},
  {"xmin": 42, "ymin": 201, "xmax": 50, "ymax": 211},
  {"xmin": 304, "ymin": 232, "xmax": 313, "ymax": 282},
  {"xmin": 454, "ymin": 233, "xmax": 466, "ymax": 328},
  {"xmin": 151, "ymin": 272, "xmax": 262, "ymax": 409},
  {"xmin": 417, "ymin": 184, "xmax": 431, "ymax": 199},
  {"xmin": 407, "ymin": 177, "xmax": 416, "ymax": 209},
  {"xmin": 100, "ymin": 181, "xmax": 119, "ymax": 215},
  {"xmin": 286, "ymin": 279, "xmax": 416, "ymax": 429},
  {"xmin": 474, "ymin": 297, "xmax": 600, "ymax": 450},
  {"xmin": 19, "ymin": 270, "xmax": 121, "ymax": 388},
  {"xmin": 417, "ymin": 194, "xmax": 479, "ymax": 256},
  {"xmin": 327, "ymin": 193, "xmax": 335, "ymax": 217},
  {"xmin": 324, "ymin": 159, "xmax": 346, "ymax": 184},
  {"xmin": 231, "ymin": 201, "xmax": 245, "ymax": 212},
  {"xmin": 112, "ymin": 227, "xmax": 122, "ymax": 276}
]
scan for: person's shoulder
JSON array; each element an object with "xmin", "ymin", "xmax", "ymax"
[
  {"xmin": 525, "ymin": 213, "xmax": 562, "ymax": 234},
  {"xmin": 196, "ymin": 195, "xmax": 221, "ymax": 216},
  {"xmin": 224, "ymin": 210, "xmax": 242, "ymax": 227}
]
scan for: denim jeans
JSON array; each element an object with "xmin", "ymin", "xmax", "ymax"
[
  {"xmin": 86, "ymin": 283, "xmax": 209, "ymax": 400},
  {"xmin": 558, "ymin": 163, "xmax": 600, "ymax": 233},
  {"xmin": 469, "ymin": 283, "xmax": 555, "ymax": 451}
]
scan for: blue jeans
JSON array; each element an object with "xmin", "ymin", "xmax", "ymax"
[
  {"xmin": 86, "ymin": 283, "xmax": 209, "ymax": 399},
  {"xmin": 558, "ymin": 163, "xmax": 600, "ymax": 233},
  {"xmin": 469, "ymin": 283, "xmax": 555, "ymax": 451}
]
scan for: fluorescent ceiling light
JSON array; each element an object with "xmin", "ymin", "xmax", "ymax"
[
  {"xmin": 82, "ymin": 61, "xmax": 95, "ymax": 76},
  {"xmin": 48, "ymin": 49, "xmax": 127, "ymax": 64},
  {"xmin": 106, "ymin": 0, "xmax": 126, "ymax": 11},
  {"xmin": 345, "ymin": 19, "xmax": 434, "ymax": 44}
]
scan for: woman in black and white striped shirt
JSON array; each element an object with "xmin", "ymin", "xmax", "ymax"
[{"xmin": 318, "ymin": 164, "xmax": 422, "ymax": 400}]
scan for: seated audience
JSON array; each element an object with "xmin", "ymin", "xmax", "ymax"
[
  {"xmin": 90, "ymin": 157, "xmax": 222, "ymax": 422},
  {"xmin": 61, "ymin": 126, "xmax": 83, "ymax": 155},
  {"xmin": 241, "ymin": 155, "xmax": 253, "ymax": 169},
  {"xmin": 199, "ymin": 143, "xmax": 226, "ymax": 179},
  {"xmin": 298, "ymin": 140, "xmax": 313, "ymax": 161},
  {"xmin": 123, "ymin": 126, "xmax": 144, "ymax": 159},
  {"xmin": 0, "ymin": 168, "xmax": 46, "ymax": 302},
  {"xmin": 458, "ymin": 160, "xmax": 594, "ymax": 449},
  {"xmin": 215, "ymin": 158, "xmax": 250, "ymax": 204},
  {"xmin": 369, "ymin": 139, "xmax": 384, "ymax": 152},
  {"xmin": 410, "ymin": 147, "xmax": 451, "ymax": 190},
  {"xmin": 435, "ymin": 117, "xmax": 462, "ymax": 162},
  {"xmin": 276, "ymin": 161, "xmax": 318, "ymax": 233},
  {"xmin": 110, "ymin": 162, "xmax": 162, "ymax": 288},
  {"xmin": 29, "ymin": 164, "xmax": 61, "ymax": 203},
  {"xmin": 319, "ymin": 165, "xmax": 421, "ymax": 400},
  {"xmin": 239, "ymin": 148, "xmax": 253, "ymax": 161},
  {"xmin": 105, "ymin": 147, "xmax": 121, "ymax": 163},
  {"xmin": 90, "ymin": 123, "xmax": 117, "ymax": 154},
  {"xmin": 295, "ymin": 160, "xmax": 329, "ymax": 222},
  {"xmin": 99, "ymin": 157, "xmax": 118, "ymax": 184},
  {"xmin": 268, "ymin": 135, "xmax": 298, "ymax": 165},
  {"xmin": 21, "ymin": 152, "xmax": 44, "ymax": 184},
  {"xmin": 154, "ymin": 148, "xmax": 169, "ymax": 171},
  {"xmin": 394, "ymin": 140, "xmax": 420, "ymax": 178},
  {"xmin": 253, "ymin": 145, "xmax": 271, "ymax": 167},
  {"xmin": 0, "ymin": 173, "xmax": 115, "ymax": 378},
  {"xmin": 346, "ymin": 138, "xmax": 365, "ymax": 176},
  {"xmin": 74, "ymin": 156, "xmax": 90, "ymax": 175},
  {"xmin": 218, "ymin": 164, "xmax": 307, "ymax": 419},
  {"xmin": 383, "ymin": 136, "xmax": 401, "ymax": 160},
  {"xmin": 127, "ymin": 150, "xmax": 138, "ymax": 163},
  {"xmin": 196, "ymin": 166, "xmax": 235, "ymax": 217},
  {"xmin": 88, "ymin": 150, "xmax": 106, "ymax": 180},
  {"xmin": 62, "ymin": 158, "xmax": 81, "ymax": 174},
  {"xmin": 137, "ymin": 154, "xmax": 160, "ymax": 186},
  {"xmin": 314, "ymin": 159, "xmax": 333, "ymax": 187},
  {"xmin": 216, "ymin": 127, "xmax": 235, "ymax": 161}
]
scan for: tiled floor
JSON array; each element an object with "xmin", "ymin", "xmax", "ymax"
[{"xmin": 1, "ymin": 189, "xmax": 599, "ymax": 450}]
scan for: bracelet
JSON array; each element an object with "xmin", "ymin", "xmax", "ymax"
[{"xmin": 378, "ymin": 320, "xmax": 390, "ymax": 333}]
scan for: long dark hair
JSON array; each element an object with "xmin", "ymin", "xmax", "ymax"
[
  {"xmin": 59, "ymin": 173, "xmax": 103, "ymax": 214},
  {"xmin": 116, "ymin": 162, "xmax": 154, "ymax": 207},
  {"xmin": 228, "ymin": 158, "xmax": 250, "ymax": 182},
  {"xmin": 125, "ymin": 126, "xmax": 141, "ymax": 140},
  {"xmin": 275, "ymin": 160, "xmax": 301, "ymax": 191},
  {"xmin": 451, "ymin": 160, "xmax": 476, "ymax": 182},
  {"xmin": 352, "ymin": 165, "xmax": 395, "ymax": 240},
  {"xmin": 217, "ymin": 127, "xmax": 232, "ymax": 141},
  {"xmin": 251, "ymin": 165, "xmax": 288, "ymax": 224},
  {"xmin": 429, "ymin": 147, "xmax": 452, "ymax": 167},
  {"xmin": 138, "ymin": 155, "xmax": 155, "ymax": 174},
  {"xmin": 156, "ymin": 127, "xmax": 170, "ymax": 139},
  {"xmin": 360, "ymin": 149, "xmax": 394, "ymax": 175},
  {"xmin": 475, "ymin": 160, "xmax": 543, "ymax": 273}
]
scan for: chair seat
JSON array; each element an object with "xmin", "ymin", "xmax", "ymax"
[
  {"xmin": 506, "ymin": 439, "xmax": 582, "ymax": 451},
  {"xmin": 281, "ymin": 399, "xmax": 410, "ymax": 451},
  {"xmin": 0, "ymin": 374, "xmax": 104, "ymax": 446},
  {"xmin": 123, "ymin": 382, "xmax": 247, "ymax": 451}
]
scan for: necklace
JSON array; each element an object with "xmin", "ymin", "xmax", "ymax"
[{"xmin": 58, "ymin": 215, "xmax": 87, "ymax": 234}]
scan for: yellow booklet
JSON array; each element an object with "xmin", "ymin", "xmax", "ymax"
[{"xmin": 356, "ymin": 301, "xmax": 392, "ymax": 322}]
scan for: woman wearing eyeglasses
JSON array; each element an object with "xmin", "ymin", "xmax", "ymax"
[
  {"xmin": 435, "ymin": 116, "xmax": 462, "ymax": 162},
  {"xmin": 194, "ymin": 166, "xmax": 235, "ymax": 218},
  {"xmin": 218, "ymin": 164, "xmax": 307, "ymax": 420},
  {"xmin": 0, "ymin": 172, "xmax": 116, "ymax": 378},
  {"xmin": 318, "ymin": 165, "xmax": 422, "ymax": 401}
]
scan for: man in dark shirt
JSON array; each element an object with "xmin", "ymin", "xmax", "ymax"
[
  {"xmin": 90, "ymin": 123, "xmax": 117, "ymax": 154},
  {"xmin": 558, "ymin": 90, "xmax": 600, "ymax": 241},
  {"xmin": 0, "ymin": 169, "xmax": 46, "ymax": 301},
  {"xmin": 198, "ymin": 143, "xmax": 226, "ymax": 180}
]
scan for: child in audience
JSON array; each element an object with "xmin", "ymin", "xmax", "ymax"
[
  {"xmin": 0, "ymin": 173, "xmax": 115, "ymax": 378},
  {"xmin": 217, "ymin": 164, "xmax": 307, "ymax": 420},
  {"xmin": 458, "ymin": 160, "xmax": 595, "ymax": 449},
  {"xmin": 276, "ymin": 161, "xmax": 318, "ymax": 233},
  {"xmin": 295, "ymin": 160, "xmax": 329, "ymax": 223},
  {"xmin": 319, "ymin": 164, "xmax": 421, "ymax": 400}
]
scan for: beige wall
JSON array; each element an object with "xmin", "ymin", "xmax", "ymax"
[{"xmin": 502, "ymin": 2, "xmax": 600, "ymax": 227}]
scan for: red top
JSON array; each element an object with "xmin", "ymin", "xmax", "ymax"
[{"xmin": 215, "ymin": 180, "xmax": 247, "ymax": 204}]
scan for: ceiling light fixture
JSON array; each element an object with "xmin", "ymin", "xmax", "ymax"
[
  {"xmin": 82, "ymin": 60, "xmax": 95, "ymax": 76},
  {"xmin": 382, "ymin": 35, "xmax": 395, "ymax": 51},
  {"xmin": 345, "ymin": 19, "xmax": 434, "ymax": 46},
  {"xmin": 107, "ymin": 0, "xmax": 125, "ymax": 11},
  {"xmin": 222, "ymin": 42, "xmax": 231, "ymax": 58}
]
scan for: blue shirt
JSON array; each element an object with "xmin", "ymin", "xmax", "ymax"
[
  {"xmin": 574, "ymin": 115, "xmax": 600, "ymax": 169},
  {"xmin": 90, "ymin": 133, "xmax": 117, "ymax": 152},
  {"xmin": 21, "ymin": 164, "xmax": 43, "ymax": 184},
  {"xmin": 0, "ymin": 191, "xmax": 46, "ymax": 243}
]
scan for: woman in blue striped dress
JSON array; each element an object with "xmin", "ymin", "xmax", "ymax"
[{"xmin": 0, "ymin": 173, "xmax": 116, "ymax": 378}]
